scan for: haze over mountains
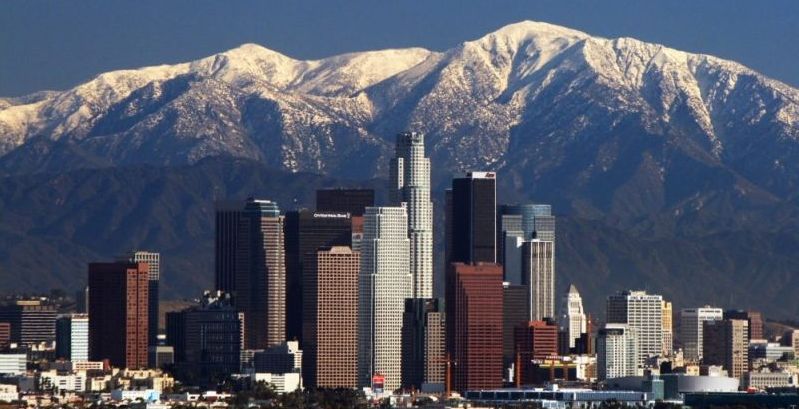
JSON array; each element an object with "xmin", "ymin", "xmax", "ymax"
[{"xmin": 1, "ymin": 21, "xmax": 798, "ymax": 318}]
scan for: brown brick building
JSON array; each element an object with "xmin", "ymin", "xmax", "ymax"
[
  {"xmin": 703, "ymin": 318, "xmax": 749, "ymax": 378},
  {"xmin": 448, "ymin": 262, "xmax": 503, "ymax": 393},
  {"xmin": 88, "ymin": 262, "xmax": 149, "ymax": 369}
]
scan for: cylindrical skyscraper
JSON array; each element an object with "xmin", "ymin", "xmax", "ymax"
[{"xmin": 389, "ymin": 132, "xmax": 433, "ymax": 299}]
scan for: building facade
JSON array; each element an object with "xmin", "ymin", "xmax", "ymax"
[
  {"xmin": 703, "ymin": 319, "xmax": 749, "ymax": 378},
  {"xmin": 88, "ymin": 262, "xmax": 149, "ymax": 369},
  {"xmin": 662, "ymin": 301, "xmax": 673, "ymax": 357},
  {"xmin": 357, "ymin": 206, "xmax": 412, "ymax": 391},
  {"xmin": 597, "ymin": 324, "xmax": 638, "ymax": 381},
  {"xmin": 606, "ymin": 291, "xmax": 663, "ymax": 366},
  {"xmin": 514, "ymin": 320, "xmax": 559, "ymax": 385},
  {"xmin": 448, "ymin": 172, "xmax": 497, "ymax": 265},
  {"xmin": 166, "ymin": 291, "xmax": 242, "ymax": 382},
  {"xmin": 119, "ymin": 251, "xmax": 160, "ymax": 349},
  {"xmin": 449, "ymin": 262, "xmax": 504, "ymax": 393},
  {"xmin": 401, "ymin": 298, "xmax": 445, "ymax": 390},
  {"xmin": 389, "ymin": 132, "xmax": 433, "ymax": 299},
  {"xmin": 522, "ymin": 240, "xmax": 555, "ymax": 321},
  {"xmin": 497, "ymin": 204, "xmax": 555, "ymax": 284},
  {"xmin": 56, "ymin": 314, "xmax": 89, "ymax": 361},
  {"xmin": 503, "ymin": 283, "xmax": 529, "ymax": 367},
  {"xmin": 217, "ymin": 199, "xmax": 286, "ymax": 349},
  {"xmin": 315, "ymin": 188, "xmax": 374, "ymax": 217},
  {"xmin": 559, "ymin": 285, "xmax": 587, "ymax": 350},
  {"xmin": 724, "ymin": 310, "xmax": 764, "ymax": 341},
  {"xmin": 680, "ymin": 306, "xmax": 723, "ymax": 362},
  {"xmin": 306, "ymin": 246, "xmax": 359, "ymax": 388},
  {"xmin": 286, "ymin": 210, "xmax": 352, "ymax": 344},
  {"xmin": 0, "ymin": 300, "xmax": 57, "ymax": 346}
]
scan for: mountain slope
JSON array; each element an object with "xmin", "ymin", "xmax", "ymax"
[{"xmin": 1, "ymin": 21, "xmax": 799, "ymax": 316}]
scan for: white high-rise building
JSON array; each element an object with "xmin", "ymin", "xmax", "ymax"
[
  {"xmin": 606, "ymin": 290, "xmax": 663, "ymax": 366},
  {"xmin": 358, "ymin": 206, "xmax": 412, "ymax": 391},
  {"xmin": 389, "ymin": 132, "xmax": 433, "ymax": 299},
  {"xmin": 597, "ymin": 324, "xmax": 638, "ymax": 380},
  {"xmin": 522, "ymin": 240, "xmax": 555, "ymax": 320},
  {"xmin": 680, "ymin": 306, "xmax": 723, "ymax": 362},
  {"xmin": 559, "ymin": 284, "xmax": 587, "ymax": 349},
  {"xmin": 56, "ymin": 314, "xmax": 89, "ymax": 361}
]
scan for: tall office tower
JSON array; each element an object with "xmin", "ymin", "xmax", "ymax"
[
  {"xmin": 316, "ymin": 188, "xmax": 375, "ymax": 216},
  {"xmin": 680, "ymin": 307, "xmax": 723, "ymax": 362},
  {"xmin": 166, "ymin": 291, "xmax": 242, "ymax": 382},
  {"xmin": 703, "ymin": 319, "xmax": 749, "ymax": 378},
  {"xmin": 0, "ymin": 300, "xmax": 57, "ymax": 346},
  {"xmin": 55, "ymin": 314, "xmax": 89, "ymax": 361},
  {"xmin": 449, "ymin": 262, "xmax": 504, "ymax": 393},
  {"xmin": 448, "ymin": 172, "xmax": 497, "ymax": 265},
  {"xmin": 444, "ymin": 189, "xmax": 453, "ymax": 266},
  {"xmin": 305, "ymin": 246, "xmax": 359, "ymax": 388},
  {"xmin": 357, "ymin": 206, "xmax": 412, "ymax": 391},
  {"xmin": 241, "ymin": 199, "xmax": 286, "ymax": 349},
  {"xmin": 662, "ymin": 301, "xmax": 673, "ymax": 356},
  {"xmin": 401, "ymin": 298, "xmax": 445, "ymax": 390},
  {"xmin": 514, "ymin": 319, "xmax": 558, "ymax": 385},
  {"xmin": 389, "ymin": 132, "xmax": 433, "ymax": 299},
  {"xmin": 497, "ymin": 204, "xmax": 556, "ymax": 283},
  {"xmin": 558, "ymin": 284, "xmax": 587, "ymax": 350},
  {"xmin": 522, "ymin": 240, "xmax": 555, "ymax": 321},
  {"xmin": 606, "ymin": 290, "xmax": 663, "ymax": 366},
  {"xmin": 503, "ymin": 283, "xmax": 528, "ymax": 367},
  {"xmin": 724, "ymin": 310, "xmax": 764, "ymax": 341},
  {"xmin": 285, "ymin": 210, "xmax": 352, "ymax": 344},
  {"xmin": 0, "ymin": 323, "xmax": 9, "ymax": 350},
  {"xmin": 119, "ymin": 251, "xmax": 160, "ymax": 348},
  {"xmin": 88, "ymin": 262, "xmax": 149, "ymax": 369},
  {"xmin": 597, "ymin": 324, "xmax": 638, "ymax": 380},
  {"xmin": 215, "ymin": 201, "xmax": 243, "ymax": 294}
]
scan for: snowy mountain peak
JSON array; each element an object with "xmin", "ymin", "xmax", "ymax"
[{"xmin": 0, "ymin": 20, "xmax": 798, "ymax": 186}]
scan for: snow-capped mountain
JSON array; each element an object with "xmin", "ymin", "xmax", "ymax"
[{"xmin": 2, "ymin": 21, "xmax": 799, "ymax": 229}]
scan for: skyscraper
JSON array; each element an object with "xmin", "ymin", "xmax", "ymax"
[
  {"xmin": 503, "ymin": 283, "xmax": 529, "ymax": 367},
  {"xmin": 680, "ymin": 307, "xmax": 724, "ymax": 362},
  {"xmin": 449, "ymin": 262, "xmax": 504, "ymax": 393},
  {"xmin": 724, "ymin": 310, "xmax": 764, "ymax": 341},
  {"xmin": 88, "ymin": 262, "xmax": 149, "ymax": 369},
  {"xmin": 558, "ymin": 284, "xmax": 587, "ymax": 350},
  {"xmin": 0, "ymin": 300, "xmax": 56, "ymax": 346},
  {"xmin": 306, "ymin": 246, "xmax": 359, "ymax": 388},
  {"xmin": 166, "ymin": 291, "xmax": 242, "ymax": 382},
  {"xmin": 215, "ymin": 201, "xmax": 243, "ymax": 294},
  {"xmin": 285, "ymin": 210, "xmax": 352, "ymax": 344},
  {"xmin": 316, "ymin": 188, "xmax": 375, "ymax": 216},
  {"xmin": 389, "ymin": 132, "xmax": 433, "ymax": 299},
  {"xmin": 240, "ymin": 199, "xmax": 286, "ymax": 349},
  {"xmin": 448, "ymin": 172, "xmax": 497, "ymax": 265},
  {"xmin": 119, "ymin": 251, "xmax": 160, "ymax": 349},
  {"xmin": 401, "ymin": 298, "xmax": 445, "ymax": 391},
  {"xmin": 56, "ymin": 314, "xmax": 89, "ymax": 361},
  {"xmin": 522, "ymin": 240, "xmax": 555, "ymax": 321},
  {"xmin": 597, "ymin": 324, "xmax": 638, "ymax": 380},
  {"xmin": 216, "ymin": 198, "xmax": 286, "ymax": 349},
  {"xmin": 497, "ymin": 204, "xmax": 556, "ymax": 283},
  {"xmin": 703, "ymin": 319, "xmax": 749, "ymax": 378},
  {"xmin": 662, "ymin": 301, "xmax": 673, "ymax": 357},
  {"xmin": 607, "ymin": 290, "xmax": 663, "ymax": 366},
  {"xmin": 358, "ymin": 206, "xmax": 412, "ymax": 391}
]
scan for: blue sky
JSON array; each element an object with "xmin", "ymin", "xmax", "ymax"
[{"xmin": 1, "ymin": 0, "xmax": 797, "ymax": 96}]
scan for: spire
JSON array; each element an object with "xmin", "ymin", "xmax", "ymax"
[{"xmin": 568, "ymin": 284, "xmax": 579, "ymax": 295}]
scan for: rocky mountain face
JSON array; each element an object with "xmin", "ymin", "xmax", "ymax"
[{"xmin": 1, "ymin": 21, "xmax": 799, "ymax": 317}]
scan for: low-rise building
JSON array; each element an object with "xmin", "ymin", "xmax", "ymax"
[
  {"xmin": 252, "ymin": 372, "xmax": 302, "ymax": 394},
  {"xmin": 0, "ymin": 354, "xmax": 26, "ymax": 375},
  {"xmin": 742, "ymin": 371, "xmax": 797, "ymax": 390},
  {"xmin": 0, "ymin": 384, "xmax": 18, "ymax": 403}
]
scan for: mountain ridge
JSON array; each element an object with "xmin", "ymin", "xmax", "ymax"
[{"xmin": 1, "ymin": 21, "xmax": 799, "ymax": 316}]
